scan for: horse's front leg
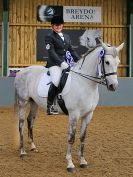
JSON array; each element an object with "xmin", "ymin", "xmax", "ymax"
[
  {"xmin": 66, "ymin": 117, "xmax": 78, "ymax": 173},
  {"xmin": 79, "ymin": 112, "xmax": 93, "ymax": 168}
]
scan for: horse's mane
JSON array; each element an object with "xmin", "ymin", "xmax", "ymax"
[
  {"xmin": 81, "ymin": 44, "xmax": 102, "ymax": 59},
  {"xmin": 76, "ymin": 44, "xmax": 102, "ymax": 69}
]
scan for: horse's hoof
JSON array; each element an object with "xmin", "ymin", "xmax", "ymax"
[
  {"xmin": 20, "ymin": 153, "xmax": 27, "ymax": 159},
  {"xmin": 67, "ymin": 167, "xmax": 76, "ymax": 173},
  {"xmin": 80, "ymin": 164, "xmax": 88, "ymax": 168},
  {"xmin": 30, "ymin": 148, "xmax": 39, "ymax": 152}
]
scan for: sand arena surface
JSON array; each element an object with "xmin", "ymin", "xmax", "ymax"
[{"xmin": 0, "ymin": 107, "xmax": 133, "ymax": 177}]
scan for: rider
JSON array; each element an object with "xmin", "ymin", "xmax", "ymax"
[{"xmin": 45, "ymin": 15, "xmax": 80, "ymax": 115}]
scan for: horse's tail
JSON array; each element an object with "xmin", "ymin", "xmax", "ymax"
[
  {"xmin": 14, "ymin": 87, "xmax": 18, "ymax": 114},
  {"xmin": 13, "ymin": 86, "xmax": 20, "ymax": 149}
]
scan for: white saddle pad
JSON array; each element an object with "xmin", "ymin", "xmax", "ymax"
[{"xmin": 37, "ymin": 72, "xmax": 71, "ymax": 97}]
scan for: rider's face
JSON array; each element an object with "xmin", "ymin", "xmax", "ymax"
[{"xmin": 52, "ymin": 24, "xmax": 63, "ymax": 33}]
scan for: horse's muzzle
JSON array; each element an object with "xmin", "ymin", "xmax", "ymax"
[{"xmin": 108, "ymin": 83, "xmax": 118, "ymax": 91}]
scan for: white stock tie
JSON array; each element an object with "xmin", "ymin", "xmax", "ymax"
[{"xmin": 58, "ymin": 32, "xmax": 64, "ymax": 41}]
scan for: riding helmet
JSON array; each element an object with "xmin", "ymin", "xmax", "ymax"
[{"xmin": 51, "ymin": 15, "xmax": 64, "ymax": 24}]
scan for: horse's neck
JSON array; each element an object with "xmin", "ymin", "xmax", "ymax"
[{"xmin": 74, "ymin": 47, "xmax": 101, "ymax": 76}]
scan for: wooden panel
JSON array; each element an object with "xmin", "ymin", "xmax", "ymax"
[{"xmin": 8, "ymin": 0, "xmax": 128, "ymax": 76}]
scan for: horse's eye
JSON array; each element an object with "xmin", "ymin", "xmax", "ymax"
[{"xmin": 105, "ymin": 61, "xmax": 110, "ymax": 65}]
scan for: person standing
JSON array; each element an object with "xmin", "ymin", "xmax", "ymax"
[{"xmin": 45, "ymin": 15, "xmax": 80, "ymax": 115}]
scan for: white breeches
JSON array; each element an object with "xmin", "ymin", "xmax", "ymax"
[{"xmin": 49, "ymin": 66, "xmax": 63, "ymax": 87}]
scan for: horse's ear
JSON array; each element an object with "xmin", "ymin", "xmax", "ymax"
[
  {"xmin": 97, "ymin": 38, "xmax": 107, "ymax": 48},
  {"xmin": 116, "ymin": 43, "xmax": 124, "ymax": 53},
  {"xmin": 100, "ymin": 40, "xmax": 109, "ymax": 50}
]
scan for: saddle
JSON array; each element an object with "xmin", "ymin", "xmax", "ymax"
[{"xmin": 37, "ymin": 68, "xmax": 70, "ymax": 115}]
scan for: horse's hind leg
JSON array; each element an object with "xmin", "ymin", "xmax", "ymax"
[
  {"xmin": 18, "ymin": 99, "xmax": 28, "ymax": 157},
  {"xmin": 27, "ymin": 99, "xmax": 38, "ymax": 152},
  {"xmin": 79, "ymin": 112, "xmax": 93, "ymax": 168}
]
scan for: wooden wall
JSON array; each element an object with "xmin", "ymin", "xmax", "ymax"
[{"xmin": 9, "ymin": 0, "xmax": 127, "ymax": 76}]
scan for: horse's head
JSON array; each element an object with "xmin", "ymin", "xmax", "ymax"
[{"xmin": 101, "ymin": 42, "xmax": 124, "ymax": 91}]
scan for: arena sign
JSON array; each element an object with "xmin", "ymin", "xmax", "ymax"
[
  {"xmin": 64, "ymin": 6, "xmax": 101, "ymax": 23},
  {"xmin": 37, "ymin": 5, "xmax": 101, "ymax": 23}
]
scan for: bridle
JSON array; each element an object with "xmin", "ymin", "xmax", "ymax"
[
  {"xmin": 100, "ymin": 53, "xmax": 117, "ymax": 88},
  {"xmin": 71, "ymin": 48, "xmax": 117, "ymax": 88}
]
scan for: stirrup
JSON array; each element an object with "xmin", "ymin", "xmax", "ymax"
[{"xmin": 47, "ymin": 105, "xmax": 59, "ymax": 115}]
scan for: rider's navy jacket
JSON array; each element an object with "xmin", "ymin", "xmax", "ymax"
[{"xmin": 45, "ymin": 30, "xmax": 80, "ymax": 67}]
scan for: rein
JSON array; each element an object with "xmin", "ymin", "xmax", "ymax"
[{"xmin": 71, "ymin": 70, "xmax": 107, "ymax": 86}]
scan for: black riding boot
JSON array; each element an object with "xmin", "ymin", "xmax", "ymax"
[{"xmin": 47, "ymin": 83, "xmax": 59, "ymax": 115}]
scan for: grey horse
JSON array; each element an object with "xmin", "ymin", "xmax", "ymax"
[{"xmin": 14, "ymin": 41, "xmax": 124, "ymax": 173}]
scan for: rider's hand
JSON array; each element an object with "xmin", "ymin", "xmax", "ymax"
[{"xmin": 61, "ymin": 62, "xmax": 69, "ymax": 70}]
